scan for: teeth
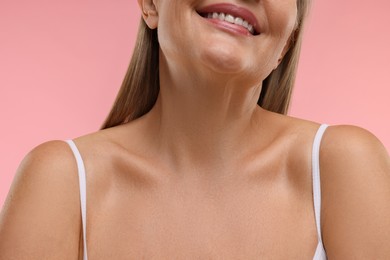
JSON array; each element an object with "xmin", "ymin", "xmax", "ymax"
[
  {"xmin": 206, "ymin": 12, "xmax": 256, "ymax": 34},
  {"xmin": 247, "ymin": 24, "xmax": 254, "ymax": 34},
  {"xmin": 234, "ymin": 17, "xmax": 243, "ymax": 26},
  {"xmin": 225, "ymin": 14, "xmax": 235, "ymax": 23}
]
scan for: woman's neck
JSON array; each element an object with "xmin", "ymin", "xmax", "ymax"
[{"xmin": 143, "ymin": 58, "xmax": 265, "ymax": 174}]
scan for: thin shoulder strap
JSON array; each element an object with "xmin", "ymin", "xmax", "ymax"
[
  {"xmin": 65, "ymin": 140, "xmax": 88, "ymax": 260},
  {"xmin": 312, "ymin": 124, "xmax": 329, "ymax": 243}
]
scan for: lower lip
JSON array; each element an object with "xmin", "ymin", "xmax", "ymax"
[{"xmin": 201, "ymin": 17, "xmax": 253, "ymax": 37}]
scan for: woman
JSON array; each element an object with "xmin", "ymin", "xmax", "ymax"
[{"xmin": 1, "ymin": 0, "xmax": 389, "ymax": 259}]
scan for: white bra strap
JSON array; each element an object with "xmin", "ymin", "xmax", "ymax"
[
  {"xmin": 312, "ymin": 124, "xmax": 329, "ymax": 242},
  {"xmin": 65, "ymin": 140, "xmax": 88, "ymax": 260}
]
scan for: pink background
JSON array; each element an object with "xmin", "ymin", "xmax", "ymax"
[{"xmin": 1, "ymin": 1, "xmax": 389, "ymax": 209}]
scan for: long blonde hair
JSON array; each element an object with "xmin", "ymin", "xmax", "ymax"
[{"xmin": 101, "ymin": 0, "xmax": 311, "ymax": 129}]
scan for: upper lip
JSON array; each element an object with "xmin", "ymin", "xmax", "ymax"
[{"xmin": 197, "ymin": 3, "xmax": 261, "ymax": 35}]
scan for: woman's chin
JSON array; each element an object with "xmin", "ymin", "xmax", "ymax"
[{"xmin": 199, "ymin": 47, "xmax": 248, "ymax": 75}]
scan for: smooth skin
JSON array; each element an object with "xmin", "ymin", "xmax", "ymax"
[{"xmin": 1, "ymin": 0, "xmax": 390, "ymax": 259}]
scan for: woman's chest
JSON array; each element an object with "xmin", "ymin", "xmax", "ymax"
[{"xmin": 85, "ymin": 178, "xmax": 319, "ymax": 259}]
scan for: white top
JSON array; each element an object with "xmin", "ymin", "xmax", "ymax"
[
  {"xmin": 312, "ymin": 124, "xmax": 328, "ymax": 259},
  {"xmin": 65, "ymin": 124, "xmax": 329, "ymax": 260},
  {"xmin": 65, "ymin": 140, "xmax": 88, "ymax": 260}
]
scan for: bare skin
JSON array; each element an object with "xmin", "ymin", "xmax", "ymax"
[
  {"xmin": 1, "ymin": 112, "xmax": 389, "ymax": 259},
  {"xmin": 1, "ymin": 0, "xmax": 390, "ymax": 259}
]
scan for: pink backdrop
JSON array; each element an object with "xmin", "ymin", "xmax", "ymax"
[{"xmin": 1, "ymin": 1, "xmax": 389, "ymax": 209}]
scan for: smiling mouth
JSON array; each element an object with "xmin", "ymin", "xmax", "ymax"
[
  {"xmin": 196, "ymin": 4, "xmax": 261, "ymax": 36},
  {"xmin": 198, "ymin": 12, "xmax": 259, "ymax": 36}
]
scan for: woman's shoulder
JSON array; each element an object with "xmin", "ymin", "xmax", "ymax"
[
  {"xmin": 320, "ymin": 124, "xmax": 388, "ymax": 159},
  {"xmin": 20, "ymin": 128, "xmax": 118, "ymax": 172},
  {"xmin": 15, "ymin": 139, "xmax": 81, "ymax": 185},
  {"xmin": 0, "ymin": 127, "xmax": 128, "ymax": 257},
  {"xmin": 269, "ymin": 111, "xmax": 388, "ymax": 159},
  {"xmin": 269, "ymin": 111, "xmax": 389, "ymax": 174},
  {"xmin": 309, "ymin": 123, "xmax": 390, "ymax": 178},
  {"xmin": 7, "ymin": 139, "xmax": 83, "ymax": 214},
  {"xmin": 290, "ymin": 115, "xmax": 389, "ymax": 170},
  {"xmin": 0, "ymin": 139, "xmax": 83, "ymax": 258},
  {"xmin": 291, "ymin": 123, "xmax": 390, "ymax": 256},
  {"xmin": 308, "ymin": 122, "xmax": 390, "ymax": 191},
  {"xmin": 318, "ymin": 125, "xmax": 390, "ymax": 257},
  {"xmin": 2, "ymin": 126, "xmax": 125, "ymax": 219},
  {"xmin": 275, "ymin": 114, "xmax": 390, "ymax": 256}
]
